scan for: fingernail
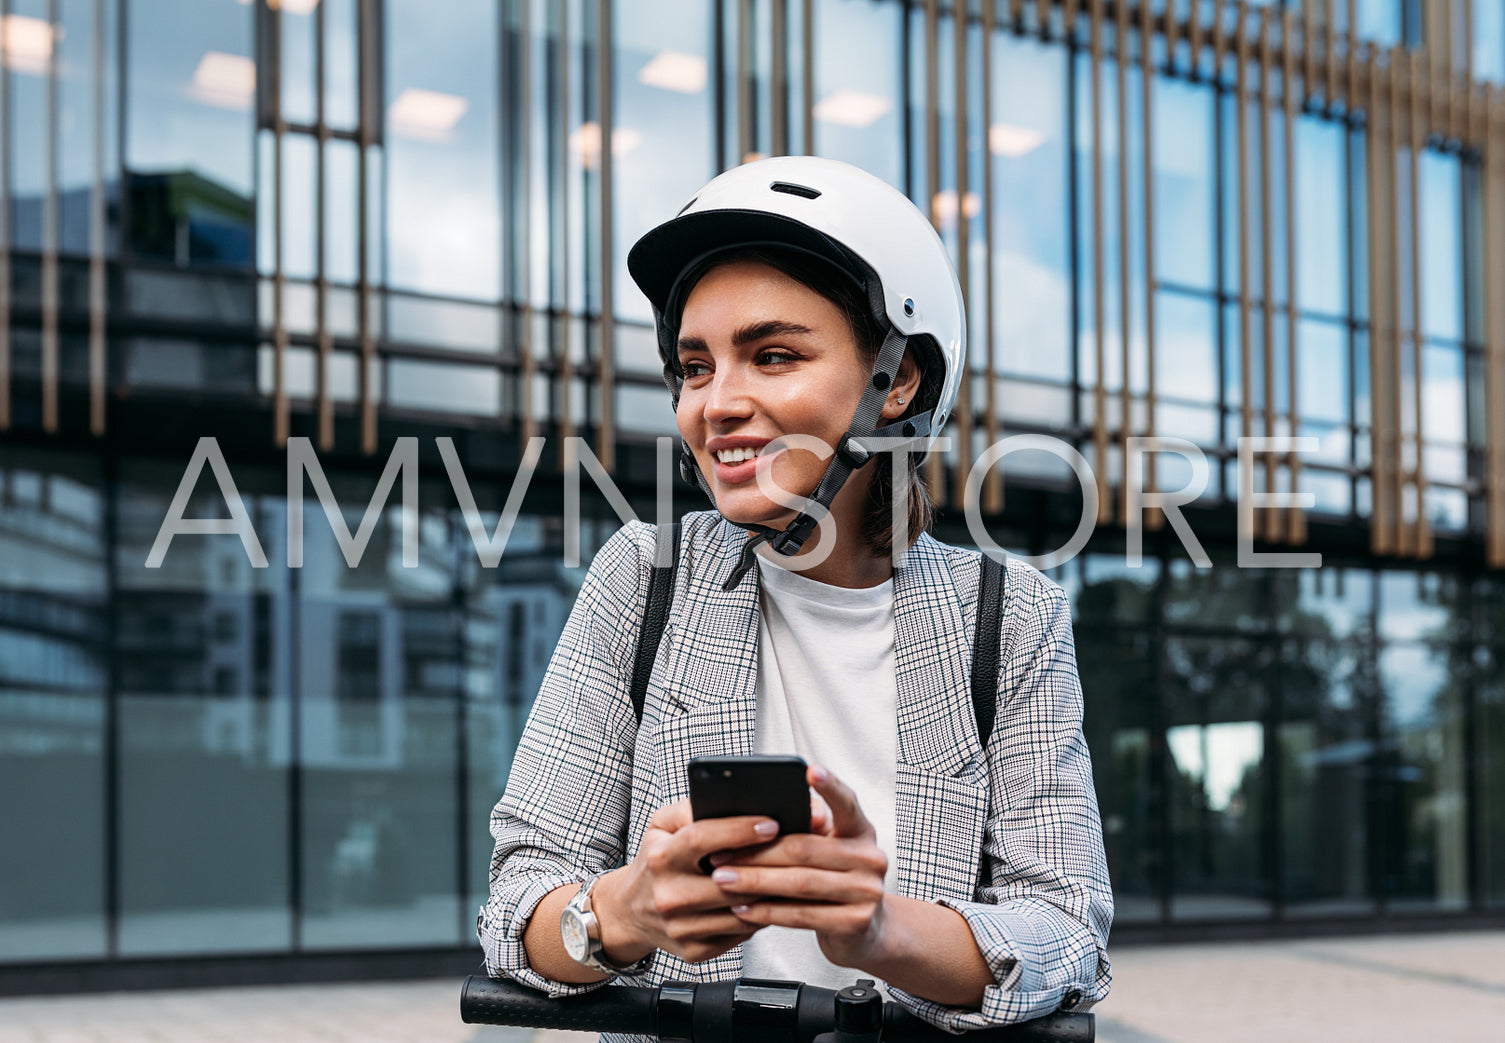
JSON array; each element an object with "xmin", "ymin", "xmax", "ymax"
[
  {"xmin": 709, "ymin": 852, "xmax": 731, "ymax": 867},
  {"xmin": 711, "ymin": 867, "xmax": 739, "ymax": 885},
  {"xmin": 731, "ymin": 904, "xmax": 752, "ymax": 915},
  {"xmin": 753, "ymin": 819, "xmax": 778, "ymax": 838},
  {"xmin": 810, "ymin": 765, "xmax": 829, "ymax": 785}
]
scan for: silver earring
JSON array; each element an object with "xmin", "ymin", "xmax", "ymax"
[{"xmin": 895, "ymin": 395, "xmax": 905, "ymax": 405}]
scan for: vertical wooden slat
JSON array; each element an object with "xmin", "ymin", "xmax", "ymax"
[
  {"xmin": 1163, "ymin": 0, "xmax": 1179, "ymax": 78},
  {"xmin": 271, "ymin": 4, "xmax": 290, "ymax": 447},
  {"xmin": 1486, "ymin": 89, "xmax": 1505, "ymax": 567},
  {"xmin": 1114, "ymin": 0, "xmax": 1130, "ymax": 523},
  {"xmin": 771, "ymin": 0, "xmax": 787, "ymax": 156},
  {"xmin": 1347, "ymin": 0, "xmax": 1358, "ymax": 115},
  {"xmin": 1237, "ymin": 3, "xmax": 1257, "ymax": 538},
  {"xmin": 1368, "ymin": 50, "xmax": 1394, "ymax": 555},
  {"xmin": 1063, "ymin": 0, "xmax": 1078, "ymax": 46},
  {"xmin": 1284, "ymin": 7, "xmax": 1305, "ymax": 543},
  {"xmin": 42, "ymin": 0, "xmax": 59, "ymax": 433},
  {"xmin": 924, "ymin": 0, "xmax": 944, "ymax": 498},
  {"xmin": 982, "ymin": 0, "xmax": 1001, "ymax": 513},
  {"xmin": 1303, "ymin": 0, "xmax": 1316, "ymax": 108},
  {"xmin": 1259, "ymin": 7, "xmax": 1280, "ymax": 541},
  {"xmin": 358, "ymin": 0, "xmax": 378, "ymax": 454},
  {"xmin": 802, "ymin": 0, "xmax": 813, "ymax": 154},
  {"xmin": 1322, "ymin": 0, "xmax": 1338, "ymax": 109},
  {"xmin": 315, "ymin": 0, "xmax": 333, "ymax": 451},
  {"xmin": 89, "ymin": 0, "xmax": 106, "ymax": 436},
  {"xmin": 1410, "ymin": 46, "xmax": 1430, "ymax": 557},
  {"xmin": 952, "ymin": 0, "xmax": 972, "ymax": 505},
  {"xmin": 737, "ymin": 0, "xmax": 752, "ymax": 161},
  {"xmin": 1142, "ymin": 0, "xmax": 1159, "ymax": 529},
  {"xmin": 1213, "ymin": 0, "xmax": 1227, "ymax": 80},
  {"xmin": 1036, "ymin": 0, "xmax": 1049, "ymax": 42},
  {"xmin": 1190, "ymin": 0, "xmax": 1204, "ymax": 81},
  {"xmin": 1390, "ymin": 50, "xmax": 1409, "ymax": 555},
  {"xmin": 1323, "ymin": 0, "xmax": 1335, "ymax": 109},
  {"xmin": 0, "ymin": 0, "xmax": 11, "ymax": 431},
  {"xmin": 518, "ymin": 0, "xmax": 537, "ymax": 445},
  {"xmin": 557, "ymin": 0, "xmax": 575, "ymax": 464},
  {"xmin": 598, "ymin": 0, "xmax": 615, "ymax": 471},
  {"xmin": 1090, "ymin": 0, "xmax": 1110, "ymax": 523}
]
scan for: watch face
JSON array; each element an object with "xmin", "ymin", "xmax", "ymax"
[{"xmin": 561, "ymin": 908, "xmax": 589, "ymax": 962}]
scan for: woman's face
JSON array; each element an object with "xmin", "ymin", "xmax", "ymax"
[{"xmin": 674, "ymin": 259, "xmax": 873, "ymax": 530}]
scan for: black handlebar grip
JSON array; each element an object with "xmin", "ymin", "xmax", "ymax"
[
  {"xmin": 460, "ymin": 975, "xmax": 658, "ymax": 1035},
  {"xmin": 884, "ymin": 1006, "xmax": 1094, "ymax": 1043}
]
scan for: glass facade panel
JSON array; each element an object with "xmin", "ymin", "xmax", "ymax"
[
  {"xmin": 1166, "ymin": 635, "xmax": 1270, "ymax": 920},
  {"xmin": 813, "ymin": 0, "xmax": 903, "ymax": 188},
  {"xmin": 2, "ymin": 0, "xmax": 1501, "ymax": 978},
  {"xmin": 1294, "ymin": 116, "xmax": 1346, "ymax": 319},
  {"xmin": 125, "ymin": 0, "xmax": 255, "ymax": 267},
  {"xmin": 297, "ymin": 494, "xmax": 461, "ymax": 949},
  {"xmin": 990, "ymin": 32, "xmax": 1070, "ymax": 382},
  {"xmin": 1279, "ymin": 638, "xmax": 1376, "ymax": 917},
  {"xmin": 0, "ymin": 451, "xmax": 108, "ymax": 960},
  {"xmin": 383, "ymin": 0, "xmax": 500, "ymax": 299},
  {"xmin": 614, "ymin": 0, "xmax": 716, "ymax": 325},
  {"xmin": 114, "ymin": 461, "xmax": 291, "ymax": 955}
]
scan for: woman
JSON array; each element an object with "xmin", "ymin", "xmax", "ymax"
[{"xmin": 478, "ymin": 156, "xmax": 1112, "ymax": 1037}]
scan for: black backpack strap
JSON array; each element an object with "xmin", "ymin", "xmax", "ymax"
[
  {"xmin": 969, "ymin": 553, "xmax": 1006, "ymax": 750},
  {"xmin": 629, "ymin": 522, "xmax": 681, "ymax": 724}
]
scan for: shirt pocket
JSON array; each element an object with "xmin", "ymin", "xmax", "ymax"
[
  {"xmin": 649, "ymin": 704, "xmax": 743, "ymax": 810},
  {"xmin": 894, "ymin": 763, "xmax": 987, "ymax": 903}
]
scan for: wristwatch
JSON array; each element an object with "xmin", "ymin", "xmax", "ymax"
[{"xmin": 560, "ymin": 872, "xmax": 652, "ymax": 976}]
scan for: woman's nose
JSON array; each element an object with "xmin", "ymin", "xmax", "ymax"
[{"xmin": 703, "ymin": 366, "xmax": 754, "ymax": 423}]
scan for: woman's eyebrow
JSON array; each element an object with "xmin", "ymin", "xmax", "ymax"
[
  {"xmin": 676, "ymin": 335, "xmax": 709, "ymax": 357},
  {"xmin": 732, "ymin": 319, "xmax": 814, "ymax": 346}
]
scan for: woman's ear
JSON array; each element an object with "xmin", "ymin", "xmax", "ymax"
[{"xmin": 881, "ymin": 348, "xmax": 925, "ymax": 421}]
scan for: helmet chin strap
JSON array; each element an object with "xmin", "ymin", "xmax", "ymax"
[{"xmin": 700, "ymin": 322, "xmax": 930, "ymax": 590}]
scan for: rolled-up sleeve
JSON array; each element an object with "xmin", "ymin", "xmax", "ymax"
[
  {"xmin": 889, "ymin": 567, "xmax": 1113, "ymax": 1030},
  {"xmin": 476, "ymin": 522, "xmax": 658, "ymax": 995}
]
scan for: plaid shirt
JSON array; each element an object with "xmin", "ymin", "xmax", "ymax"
[{"xmin": 478, "ymin": 511, "xmax": 1112, "ymax": 1038}]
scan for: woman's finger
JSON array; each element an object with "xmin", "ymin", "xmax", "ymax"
[
  {"xmin": 807, "ymin": 764, "xmax": 874, "ymax": 839},
  {"xmin": 708, "ymin": 834, "xmax": 877, "ymax": 873},
  {"xmin": 710, "ymin": 863, "xmax": 884, "ymax": 905}
]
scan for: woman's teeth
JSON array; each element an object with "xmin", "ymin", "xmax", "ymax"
[{"xmin": 715, "ymin": 447, "xmax": 761, "ymax": 464}]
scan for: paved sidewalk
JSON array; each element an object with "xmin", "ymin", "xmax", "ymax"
[{"xmin": 0, "ymin": 931, "xmax": 1499, "ymax": 1042}]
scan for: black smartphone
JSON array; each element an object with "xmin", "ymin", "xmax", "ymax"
[{"xmin": 687, "ymin": 755, "xmax": 812, "ymax": 854}]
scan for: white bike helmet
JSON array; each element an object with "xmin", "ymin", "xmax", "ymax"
[{"xmin": 627, "ymin": 155, "xmax": 965, "ymax": 567}]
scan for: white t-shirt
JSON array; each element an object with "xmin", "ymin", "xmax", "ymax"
[{"xmin": 738, "ymin": 554, "xmax": 899, "ymax": 995}]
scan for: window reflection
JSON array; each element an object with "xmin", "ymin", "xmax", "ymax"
[
  {"xmin": 813, "ymin": 0, "xmax": 903, "ymax": 190},
  {"xmin": 126, "ymin": 0, "xmax": 255, "ymax": 267},
  {"xmin": 1295, "ymin": 116, "xmax": 1346, "ymax": 319},
  {"xmin": 114, "ymin": 461, "xmax": 291, "ymax": 955},
  {"xmin": 991, "ymin": 33, "xmax": 1070, "ymax": 383},
  {"xmin": 298, "ymin": 498, "xmax": 461, "ymax": 948},
  {"xmin": 1280, "ymin": 637, "xmax": 1377, "ymax": 917},
  {"xmin": 383, "ymin": 0, "xmax": 499, "ymax": 299},
  {"xmin": 1164, "ymin": 636, "xmax": 1270, "ymax": 920},
  {"xmin": 614, "ymin": 0, "xmax": 715, "ymax": 326},
  {"xmin": 0, "ymin": 453, "xmax": 108, "ymax": 960}
]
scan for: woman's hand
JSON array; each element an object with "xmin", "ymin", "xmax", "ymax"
[
  {"xmin": 706, "ymin": 764, "xmax": 891, "ymax": 970},
  {"xmin": 590, "ymin": 799, "xmax": 775, "ymax": 966}
]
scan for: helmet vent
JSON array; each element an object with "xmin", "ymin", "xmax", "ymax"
[{"xmin": 770, "ymin": 181, "xmax": 821, "ymax": 200}]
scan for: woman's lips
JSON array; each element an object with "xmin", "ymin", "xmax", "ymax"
[{"xmin": 710, "ymin": 446, "xmax": 781, "ymax": 485}]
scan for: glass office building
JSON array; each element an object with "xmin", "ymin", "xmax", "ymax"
[{"xmin": 2, "ymin": 0, "xmax": 1504, "ymax": 986}]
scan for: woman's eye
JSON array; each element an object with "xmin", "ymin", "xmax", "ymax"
[
  {"xmin": 682, "ymin": 360, "xmax": 710, "ymax": 377},
  {"xmin": 757, "ymin": 349, "xmax": 797, "ymax": 365}
]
